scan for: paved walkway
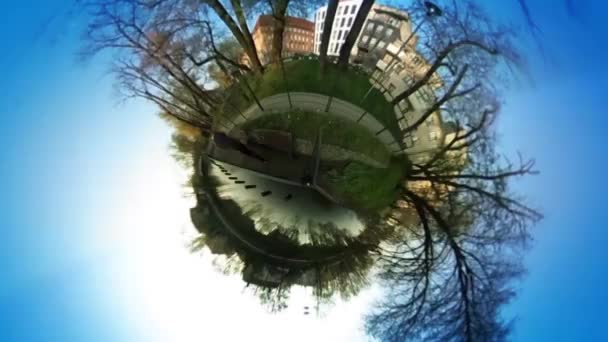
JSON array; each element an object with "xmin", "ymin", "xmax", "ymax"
[
  {"xmin": 221, "ymin": 92, "xmax": 402, "ymax": 155},
  {"xmin": 196, "ymin": 155, "xmax": 352, "ymax": 267}
]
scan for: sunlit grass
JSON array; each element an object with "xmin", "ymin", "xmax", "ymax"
[
  {"xmin": 325, "ymin": 158, "xmax": 408, "ymax": 212},
  {"xmin": 221, "ymin": 57, "xmax": 400, "ymax": 138},
  {"xmin": 241, "ymin": 110, "xmax": 391, "ymax": 164}
]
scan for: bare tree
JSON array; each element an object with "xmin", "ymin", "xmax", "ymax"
[
  {"xmin": 83, "ymin": 0, "xmax": 274, "ymax": 132},
  {"xmin": 204, "ymin": 0, "xmax": 264, "ymax": 74},
  {"xmin": 387, "ymin": 0, "xmax": 525, "ymax": 139},
  {"xmin": 81, "ymin": 0, "xmax": 226, "ymax": 129},
  {"xmin": 366, "ymin": 99, "xmax": 541, "ymax": 342},
  {"xmin": 229, "ymin": 0, "xmax": 260, "ymax": 63},
  {"xmin": 253, "ymin": 284, "xmax": 291, "ymax": 312},
  {"xmin": 363, "ymin": 2, "xmax": 541, "ymax": 340}
]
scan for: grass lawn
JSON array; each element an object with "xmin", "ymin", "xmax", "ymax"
[
  {"xmin": 240, "ymin": 110, "xmax": 391, "ymax": 164},
  {"xmin": 220, "ymin": 57, "xmax": 400, "ymax": 140},
  {"xmin": 325, "ymin": 158, "xmax": 408, "ymax": 212}
]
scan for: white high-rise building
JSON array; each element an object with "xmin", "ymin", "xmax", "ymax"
[{"xmin": 313, "ymin": 0, "xmax": 363, "ymax": 55}]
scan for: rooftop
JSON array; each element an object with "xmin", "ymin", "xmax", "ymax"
[{"xmin": 253, "ymin": 15, "xmax": 315, "ymax": 34}]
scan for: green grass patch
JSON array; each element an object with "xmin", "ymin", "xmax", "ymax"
[
  {"xmin": 220, "ymin": 57, "xmax": 400, "ymax": 140},
  {"xmin": 325, "ymin": 158, "xmax": 407, "ymax": 212},
  {"xmin": 241, "ymin": 110, "xmax": 390, "ymax": 164}
]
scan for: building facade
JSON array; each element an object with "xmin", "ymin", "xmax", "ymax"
[
  {"xmin": 313, "ymin": 0, "xmax": 363, "ymax": 56},
  {"xmin": 352, "ymin": 6, "xmax": 446, "ymax": 159},
  {"xmin": 250, "ymin": 15, "xmax": 315, "ymax": 65},
  {"xmin": 351, "ymin": 5, "xmax": 414, "ymax": 68},
  {"xmin": 312, "ymin": 3, "xmax": 452, "ymax": 160}
]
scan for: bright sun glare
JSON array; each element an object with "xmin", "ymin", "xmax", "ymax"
[{"xmin": 93, "ymin": 131, "xmax": 378, "ymax": 342}]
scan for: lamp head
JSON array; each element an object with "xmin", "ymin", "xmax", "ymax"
[{"xmin": 424, "ymin": 1, "xmax": 443, "ymax": 17}]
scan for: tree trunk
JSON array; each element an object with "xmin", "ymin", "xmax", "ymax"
[
  {"xmin": 204, "ymin": 0, "xmax": 264, "ymax": 75},
  {"xmin": 268, "ymin": 0, "xmax": 292, "ymax": 108},
  {"xmin": 270, "ymin": 0, "xmax": 289, "ymax": 64},
  {"xmin": 337, "ymin": 0, "xmax": 375, "ymax": 68},
  {"xmin": 230, "ymin": 0, "xmax": 261, "ymax": 67},
  {"xmin": 319, "ymin": 0, "xmax": 339, "ymax": 74}
]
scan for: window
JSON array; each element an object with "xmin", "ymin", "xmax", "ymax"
[
  {"xmin": 334, "ymin": 43, "xmax": 340, "ymax": 53},
  {"xmin": 370, "ymin": 37, "xmax": 378, "ymax": 46},
  {"xmin": 372, "ymin": 69, "xmax": 382, "ymax": 79},
  {"xmin": 347, "ymin": 17, "xmax": 353, "ymax": 26},
  {"xmin": 378, "ymin": 41, "xmax": 386, "ymax": 49},
  {"xmin": 362, "ymin": 35, "xmax": 369, "ymax": 44},
  {"xmin": 341, "ymin": 17, "xmax": 345, "ymax": 27},
  {"xmin": 420, "ymin": 89, "xmax": 434, "ymax": 103},
  {"xmin": 385, "ymin": 28, "xmax": 394, "ymax": 37},
  {"xmin": 337, "ymin": 6, "xmax": 342, "ymax": 15},
  {"xmin": 344, "ymin": 5, "xmax": 349, "ymax": 14},
  {"xmin": 337, "ymin": 31, "xmax": 342, "ymax": 40},
  {"xmin": 394, "ymin": 63, "xmax": 404, "ymax": 74},
  {"xmin": 351, "ymin": 5, "xmax": 356, "ymax": 14},
  {"xmin": 404, "ymin": 75, "xmax": 415, "ymax": 87},
  {"xmin": 399, "ymin": 98, "xmax": 412, "ymax": 112},
  {"xmin": 366, "ymin": 22, "xmax": 374, "ymax": 32},
  {"xmin": 376, "ymin": 26, "xmax": 384, "ymax": 34}
]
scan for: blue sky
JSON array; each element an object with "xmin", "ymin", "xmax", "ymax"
[{"xmin": 0, "ymin": 0, "xmax": 607, "ymax": 341}]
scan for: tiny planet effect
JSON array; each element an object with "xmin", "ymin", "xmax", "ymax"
[{"xmin": 81, "ymin": 0, "xmax": 543, "ymax": 340}]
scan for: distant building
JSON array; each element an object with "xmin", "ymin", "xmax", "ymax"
[
  {"xmin": 313, "ymin": 0, "xmax": 363, "ymax": 55},
  {"xmin": 248, "ymin": 15, "xmax": 315, "ymax": 65}
]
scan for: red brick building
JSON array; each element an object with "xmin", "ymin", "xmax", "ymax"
[{"xmin": 248, "ymin": 15, "xmax": 315, "ymax": 65}]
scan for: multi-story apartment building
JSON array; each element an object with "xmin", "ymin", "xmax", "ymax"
[
  {"xmin": 351, "ymin": 5, "xmax": 414, "ymax": 68},
  {"xmin": 313, "ymin": 0, "xmax": 363, "ymax": 55},
  {"xmin": 249, "ymin": 15, "xmax": 315, "ymax": 65},
  {"xmin": 312, "ymin": 3, "xmax": 455, "ymax": 161}
]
